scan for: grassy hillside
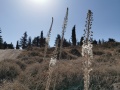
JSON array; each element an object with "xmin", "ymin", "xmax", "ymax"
[{"xmin": 0, "ymin": 42, "xmax": 120, "ymax": 90}]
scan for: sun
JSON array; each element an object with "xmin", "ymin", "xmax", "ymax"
[{"xmin": 31, "ymin": 0, "xmax": 47, "ymax": 4}]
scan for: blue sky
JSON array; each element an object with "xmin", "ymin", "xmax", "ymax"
[{"xmin": 0, "ymin": 0, "xmax": 120, "ymax": 47}]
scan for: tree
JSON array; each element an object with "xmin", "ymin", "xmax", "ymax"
[
  {"xmin": 28, "ymin": 36, "xmax": 32, "ymax": 47},
  {"xmin": 54, "ymin": 34, "xmax": 61, "ymax": 47},
  {"xmin": 40, "ymin": 31, "xmax": 45, "ymax": 47},
  {"xmin": 3, "ymin": 41, "xmax": 7, "ymax": 49},
  {"xmin": 68, "ymin": 39, "xmax": 71, "ymax": 46},
  {"xmin": 10, "ymin": 43, "xmax": 14, "ymax": 49},
  {"xmin": 20, "ymin": 32, "xmax": 28, "ymax": 49},
  {"xmin": 0, "ymin": 29, "xmax": 3, "ymax": 49},
  {"xmin": 102, "ymin": 39, "xmax": 105, "ymax": 44},
  {"xmin": 98, "ymin": 39, "xmax": 101, "ymax": 45},
  {"xmin": 7, "ymin": 43, "xmax": 14, "ymax": 49},
  {"xmin": 80, "ymin": 37, "xmax": 84, "ymax": 46},
  {"xmin": 63, "ymin": 38, "xmax": 71, "ymax": 47},
  {"xmin": 92, "ymin": 39, "xmax": 97, "ymax": 45},
  {"xmin": 108, "ymin": 38, "xmax": 115, "ymax": 43},
  {"xmin": 36, "ymin": 36, "xmax": 40, "ymax": 47},
  {"xmin": 16, "ymin": 41, "xmax": 20, "ymax": 49},
  {"xmin": 32, "ymin": 36, "xmax": 40, "ymax": 47},
  {"xmin": 72, "ymin": 25, "xmax": 76, "ymax": 46}
]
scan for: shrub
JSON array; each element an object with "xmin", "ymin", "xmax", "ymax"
[
  {"xmin": 69, "ymin": 48, "xmax": 81, "ymax": 57},
  {"xmin": 0, "ymin": 60, "xmax": 21, "ymax": 82},
  {"xmin": 93, "ymin": 51, "xmax": 104, "ymax": 55},
  {"xmin": 18, "ymin": 62, "xmax": 49, "ymax": 90},
  {"xmin": 16, "ymin": 60, "xmax": 26, "ymax": 70},
  {"xmin": 28, "ymin": 51, "xmax": 39, "ymax": 56}
]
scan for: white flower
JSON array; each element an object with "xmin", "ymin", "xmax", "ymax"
[
  {"xmin": 82, "ymin": 42, "xmax": 93, "ymax": 58},
  {"xmin": 49, "ymin": 58, "xmax": 56, "ymax": 66}
]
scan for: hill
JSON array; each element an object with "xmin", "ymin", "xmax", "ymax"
[
  {"xmin": 0, "ymin": 43, "xmax": 120, "ymax": 90},
  {"xmin": 0, "ymin": 49, "xmax": 22, "ymax": 61}
]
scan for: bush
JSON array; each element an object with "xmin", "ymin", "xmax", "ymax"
[
  {"xmin": 16, "ymin": 60, "xmax": 26, "ymax": 70},
  {"xmin": 0, "ymin": 60, "xmax": 21, "ymax": 82},
  {"xmin": 69, "ymin": 49, "xmax": 81, "ymax": 57},
  {"xmin": 18, "ymin": 62, "xmax": 49, "ymax": 90},
  {"xmin": 93, "ymin": 51, "xmax": 104, "ymax": 55}
]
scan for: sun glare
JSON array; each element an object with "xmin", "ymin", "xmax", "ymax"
[{"xmin": 31, "ymin": 0, "xmax": 47, "ymax": 4}]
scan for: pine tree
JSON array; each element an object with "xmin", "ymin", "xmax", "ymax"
[
  {"xmin": 16, "ymin": 41, "xmax": 20, "ymax": 49},
  {"xmin": 7, "ymin": 42, "xmax": 14, "ymax": 49},
  {"xmin": 3, "ymin": 41, "xmax": 7, "ymax": 49},
  {"xmin": 28, "ymin": 37, "xmax": 32, "ymax": 47},
  {"xmin": 72, "ymin": 25, "xmax": 76, "ymax": 46},
  {"xmin": 32, "ymin": 36, "xmax": 40, "ymax": 47},
  {"xmin": 9, "ymin": 42, "xmax": 14, "ymax": 49},
  {"xmin": 0, "ymin": 29, "xmax": 3, "ymax": 49},
  {"xmin": 55, "ymin": 34, "xmax": 61, "ymax": 47},
  {"xmin": 20, "ymin": 32, "xmax": 28, "ymax": 49}
]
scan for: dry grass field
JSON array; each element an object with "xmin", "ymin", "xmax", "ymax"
[{"xmin": 0, "ymin": 42, "xmax": 120, "ymax": 90}]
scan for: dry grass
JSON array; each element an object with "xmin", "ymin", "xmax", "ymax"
[
  {"xmin": 1, "ymin": 81, "xmax": 29, "ymax": 90},
  {"xmin": 0, "ymin": 45, "xmax": 120, "ymax": 90}
]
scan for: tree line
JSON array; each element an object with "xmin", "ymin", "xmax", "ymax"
[
  {"xmin": 0, "ymin": 27, "xmax": 117, "ymax": 50},
  {"xmin": 0, "ymin": 29, "xmax": 14, "ymax": 49}
]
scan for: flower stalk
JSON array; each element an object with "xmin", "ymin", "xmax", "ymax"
[
  {"xmin": 45, "ymin": 39, "xmax": 59, "ymax": 90},
  {"xmin": 59, "ymin": 8, "xmax": 68, "ymax": 60},
  {"xmin": 82, "ymin": 10, "xmax": 93, "ymax": 90},
  {"xmin": 43, "ymin": 17, "xmax": 54, "ymax": 60}
]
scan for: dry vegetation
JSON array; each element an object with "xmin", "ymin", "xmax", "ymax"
[{"xmin": 0, "ymin": 43, "xmax": 120, "ymax": 90}]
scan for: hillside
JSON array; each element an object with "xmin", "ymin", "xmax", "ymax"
[
  {"xmin": 0, "ymin": 49, "xmax": 22, "ymax": 61},
  {"xmin": 0, "ymin": 43, "xmax": 120, "ymax": 90}
]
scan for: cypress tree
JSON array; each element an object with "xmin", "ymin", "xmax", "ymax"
[
  {"xmin": 16, "ymin": 41, "xmax": 20, "ymax": 49},
  {"xmin": 72, "ymin": 25, "xmax": 76, "ymax": 46},
  {"xmin": 40, "ymin": 31, "xmax": 45, "ymax": 47}
]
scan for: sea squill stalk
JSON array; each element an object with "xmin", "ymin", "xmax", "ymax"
[
  {"xmin": 43, "ymin": 17, "xmax": 53, "ymax": 60},
  {"xmin": 45, "ymin": 39, "xmax": 59, "ymax": 90},
  {"xmin": 59, "ymin": 8, "xmax": 68, "ymax": 60},
  {"xmin": 82, "ymin": 10, "xmax": 93, "ymax": 90}
]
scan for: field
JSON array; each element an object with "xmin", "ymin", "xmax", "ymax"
[{"xmin": 0, "ymin": 42, "xmax": 120, "ymax": 90}]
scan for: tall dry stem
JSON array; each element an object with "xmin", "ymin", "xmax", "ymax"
[
  {"xmin": 59, "ymin": 8, "xmax": 68, "ymax": 60},
  {"xmin": 45, "ymin": 39, "xmax": 59, "ymax": 90},
  {"xmin": 43, "ymin": 17, "xmax": 54, "ymax": 60},
  {"xmin": 82, "ymin": 10, "xmax": 93, "ymax": 90}
]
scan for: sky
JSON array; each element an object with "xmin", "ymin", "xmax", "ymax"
[{"xmin": 0, "ymin": 0, "xmax": 120, "ymax": 47}]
